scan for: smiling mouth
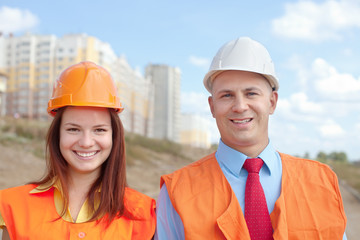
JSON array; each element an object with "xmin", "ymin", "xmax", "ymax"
[
  {"xmin": 75, "ymin": 151, "xmax": 98, "ymax": 157},
  {"xmin": 231, "ymin": 119, "xmax": 252, "ymax": 124}
]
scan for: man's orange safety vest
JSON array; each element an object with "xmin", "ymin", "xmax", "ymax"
[
  {"xmin": 0, "ymin": 185, "xmax": 155, "ymax": 239},
  {"xmin": 161, "ymin": 152, "xmax": 347, "ymax": 239}
]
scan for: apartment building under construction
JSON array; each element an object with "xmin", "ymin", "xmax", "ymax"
[
  {"xmin": 0, "ymin": 32, "xmax": 210, "ymax": 147},
  {"xmin": 0, "ymin": 33, "xmax": 153, "ymax": 138}
]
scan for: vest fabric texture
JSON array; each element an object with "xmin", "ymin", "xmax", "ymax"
[
  {"xmin": 0, "ymin": 185, "xmax": 155, "ymax": 240},
  {"xmin": 161, "ymin": 152, "xmax": 347, "ymax": 240}
]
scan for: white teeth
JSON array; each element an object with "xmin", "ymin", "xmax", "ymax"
[
  {"xmin": 76, "ymin": 151, "xmax": 97, "ymax": 157},
  {"xmin": 233, "ymin": 119, "xmax": 251, "ymax": 124}
]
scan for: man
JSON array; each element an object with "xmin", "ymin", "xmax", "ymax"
[{"xmin": 155, "ymin": 37, "xmax": 347, "ymax": 239}]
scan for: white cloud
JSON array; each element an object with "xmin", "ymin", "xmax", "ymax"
[
  {"xmin": 312, "ymin": 58, "xmax": 360, "ymax": 99},
  {"xmin": 284, "ymin": 55, "xmax": 310, "ymax": 89},
  {"xmin": 341, "ymin": 48, "xmax": 353, "ymax": 57},
  {"xmin": 188, "ymin": 55, "xmax": 210, "ymax": 69},
  {"xmin": 290, "ymin": 92, "xmax": 324, "ymax": 113},
  {"xmin": 181, "ymin": 91, "xmax": 210, "ymax": 114},
  {"xmin": 285, "ymin": 56, "xmax": 360, "ymax": 102},
  {"xmin": 276, "ymin": 92, "xmax": 324, "ymax": 123},
  {"xmin": 272, "ymin": 0, "xmax": 360, "ymax": 41},
  {"xmin": 356, "ymin": 123, "xmax": 360, "ymax": 132},
  {"xmin": 0, "ymin": 6, "xmax": 39, "ymax": 34},
  {"xmin": 318, "ymin": 120, "xmax": 345, "ymax": 138}
]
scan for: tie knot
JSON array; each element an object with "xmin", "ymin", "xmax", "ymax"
[{"xmin": 243, "ymin": 158, "xmax": 264, "ymax": 174}]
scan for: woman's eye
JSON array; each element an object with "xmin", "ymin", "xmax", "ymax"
[
  {"xmin": 67, "ymin": 128, "xmax": 79, "ymax": 132},
  {"xmin": 95, "ymin": 128, "xmax": 107, "ymax": 133}
]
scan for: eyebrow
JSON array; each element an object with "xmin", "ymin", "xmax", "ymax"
[
  {"xmin": 244, "ymin": 87, "xmax": 262, "ymax": 92},
  {"xmin": 215, "ymin": 86, "xmax": 262, "ymax": 94},
  {"xmin": 63, "ymin": 123, "xmax": 111, "ymax": 128}
]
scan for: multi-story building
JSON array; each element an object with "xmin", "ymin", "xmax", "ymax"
[
  {"xmin": 180, "ymin": 113, "xmax": 211, "ymax": 148},
  {"xmin": 0, "ymin": 72, "xmax": 6, "ymax": 117},
  {"xmin": 145, "ymin": 64, "xmax": 181, "ymax": 143},
  {"xmin": 0, "ymin": 32, "xmax": 211, "ymax": 147},
  {"xmin": 1, "ymin": 33, "xmax": 57, "ymax": 119},
  {"xmin": 112, "ymin": 56, "xmax": 154, "ymax": 137},
  {"xmin": 0, "ymin": 33, "xmax": 7, "ymax": 117},
  {"xmin": 53, "ymin": 33, "xmax": 117, "ymax": 77},
  {"xmin": 0, "ymin": 33, "xmax": 118, "ymax": 119},
  {"xmin": 0, "ymin": 33, "xmax": 153, "ymax": 138}
]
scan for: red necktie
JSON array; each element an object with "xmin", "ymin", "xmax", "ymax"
[{"xmin": 243, "ymin": 158, "xmax": 273, "ymax": 240}]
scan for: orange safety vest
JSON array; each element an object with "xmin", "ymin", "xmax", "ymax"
[
  {"xmin": 161, "ymin": 152, "xmax": 347, "ymax": 239},
  {"xmin": 0, "ymin": 185, "xmax": 155, "ymax": 240}
]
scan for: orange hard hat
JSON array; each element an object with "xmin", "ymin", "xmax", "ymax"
[{"xmin": 47, "ymin": 61, "xmax": 123, "ymax": 116}]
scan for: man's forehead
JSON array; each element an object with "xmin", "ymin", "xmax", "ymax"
[{"xmin": 211, "ymin": 71, "xmax": 273, "ymax": 93}]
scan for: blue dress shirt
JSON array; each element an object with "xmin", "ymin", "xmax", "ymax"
[{"xmin": 155, "ymin": 139, "xmax": 347, "ymax": 240}]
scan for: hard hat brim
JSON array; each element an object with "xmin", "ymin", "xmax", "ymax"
[{"xmin": 203, "ymin": 69, "xmax": 279, "ymax": 93}]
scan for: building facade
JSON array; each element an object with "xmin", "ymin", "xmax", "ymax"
[
  {"xmin": 0, "ymin": 33, "xmax": 212, "ymax": 147},
  {"xmin": 0, "ymin": 33, "xmax": 57, "ymax": 119},
  {"xmin": 0, "ymin": 33, "xmax": 153, "ymax": 138},
  {"xmin": 112, "ymin": 56, "xmax": 154, "ymax": 138},
  {"xmin": 145, "ymin": 64, "xmax": 181, "ymax": 143},
  {"xmin": 0, "ymin": 72, "xmax": 6, "ymax": 117},
  {"xmin": 180, "ymin": 113, "xmax": 211, "ymax": 148}
]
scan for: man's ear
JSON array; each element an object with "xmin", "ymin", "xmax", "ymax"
[
  {"xmin": 208, "ymin": 96, "xmax": 215, "ymax": 118},
  {"xmin": 269, "ymin": 91, "xmax": 278, "ymax": 115}
]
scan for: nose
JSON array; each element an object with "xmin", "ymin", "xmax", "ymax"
[
  {"xmin": 232, "ymin": 95, "xmax": 248, "ymax": 112},
  {"xmin": 78, "ymin": 132, "xmax": 95, "ymax": 148}
]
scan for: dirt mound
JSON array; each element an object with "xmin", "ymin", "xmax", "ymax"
[
  {"xmin": 0, "ymin": 144, "xmax": 46, "ymax": 189},
  {"xmin": 0, "ymin": 141, "xmax": 205, "ymax": 199}
]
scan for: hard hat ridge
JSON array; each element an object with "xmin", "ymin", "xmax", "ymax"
[
  {"xmin": 47, "ymin": 61, "xmax": 123, "ymax": 116},
  {"xmin": 203, "ymin": 37, "xmax": 279, "ymax": 92}
]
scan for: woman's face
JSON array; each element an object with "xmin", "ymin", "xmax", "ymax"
[{"xmin": 59, "ymin": 106, "xmax": 113, "ymax": 178}]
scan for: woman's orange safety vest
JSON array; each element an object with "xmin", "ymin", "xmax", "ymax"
[
  {"xmin": 0, "ymin": 185, "xmax": 155, "ymax": 240},
  {"xmin": 161, "ymin": 152, "xmax": 347, "ymax": 239}
]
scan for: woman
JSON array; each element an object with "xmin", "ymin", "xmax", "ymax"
[{"xmin": 0, "ymin": 62, "xmax": 156, "ymax": 239}]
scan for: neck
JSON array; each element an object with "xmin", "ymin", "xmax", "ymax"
[
  {"xmin": 67, "ymin": 171, "xmax": 99, "ymax": 222},
  {"xmin": 225, "ymin": 139, "xmax": 269, "ymax": 158},
  {"xmin": 67, "ymin": 170, "xmax": 99, "ymax": 194}
]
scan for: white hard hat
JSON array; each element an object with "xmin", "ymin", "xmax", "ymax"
[{"xmin": 203, "ymin": 37, "xmax": 279, "ymax": 92}]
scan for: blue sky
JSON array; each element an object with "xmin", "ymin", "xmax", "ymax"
[{"xmin": 1, "ymin": 0, "xmax": 360, "ymax": 160}]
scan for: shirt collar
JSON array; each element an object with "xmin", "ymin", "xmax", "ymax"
[
  {"xmin": 30, "ymin": 179, "xmax": 58, "ymax": 194},
  {"xmin": 216, "ymin": 139, "xmax": 278, "ymax": 176},
  {"xmin": 29, "ymin": 179, "xmax": 101, "ymax": 223}
]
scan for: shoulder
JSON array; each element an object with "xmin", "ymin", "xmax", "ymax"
[
  {"xmin": 0, "ymin": 184, "xmax": 38, "ymax": 199},
  {"xmin": 161, "ymin": 152, "xmax": 228, "ymax": 203},
  {"xmin": 279, "ymin": 152, "xmax": 334, "ymax": 171},
  {"xmin": 279, "ymin": 152, "xmax": 338, "ymax": 182},
  {"xmin": 0, "ymin": 184, "xmax": 39, "ymax": 211},
  {"xmin": 124, "ymin": 187, "xmax": 155, "ymax": 221}
]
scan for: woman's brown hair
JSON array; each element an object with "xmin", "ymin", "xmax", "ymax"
[{"xmin": 33, "ymin": 107, "xmax": 127, "ymax": 224}]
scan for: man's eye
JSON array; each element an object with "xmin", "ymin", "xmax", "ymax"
[{"xmin": 221, "ymin": 93, "xmax": 232, "ymax": 98}]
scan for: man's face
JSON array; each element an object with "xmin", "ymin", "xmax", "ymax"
[{"xmin": 208, "ymin": 70, "xmax": 278, "ymax": 156}]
